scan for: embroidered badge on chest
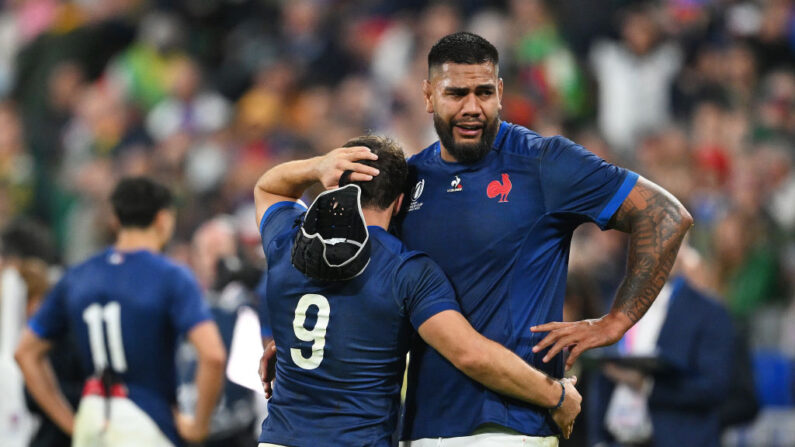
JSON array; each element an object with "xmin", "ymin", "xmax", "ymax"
[
  {"xmin": 486, "ymin": 173, "xmax": 512, "ymax": 203},
  {"xmin": 447, "ymin": 175, "xmax": 463, "ymax": 193}
]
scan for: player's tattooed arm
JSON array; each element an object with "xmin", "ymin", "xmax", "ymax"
[
  {"xmin": 532, "ymin": 177, "xmax": 692, "ymax": 370},
  {"xmin": 606, "ymin": 176, "xmax": 693, "ymax": 323}
]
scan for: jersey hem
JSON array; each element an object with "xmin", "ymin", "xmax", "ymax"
[
  {"xmin": 180, "ymin": 315, "xmax": 214, "ymax": 336},
  {"xmin": 410, "ymin": 302, "xmax": 461, "ymax": 330},
  {"xmin": 28, "ymin": 319, "xmax": 49, "ymax": 339}
]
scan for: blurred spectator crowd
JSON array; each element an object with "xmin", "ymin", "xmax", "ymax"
[{"xmin": 0, "ymin": 0, "xmax": 792, "ymax": 446}]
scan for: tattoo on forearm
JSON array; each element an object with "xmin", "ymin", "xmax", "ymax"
[{"xmin": 607, "ymin": 180, "xmax": 691, "ymax": 323}]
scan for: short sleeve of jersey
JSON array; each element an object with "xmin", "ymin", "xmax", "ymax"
[
  {"xmin": 540, "ymin": 136, "xmax": 638, "ymax": 229},
  {"xmin": 259, "ymin": 201, "xmax": 307, "ymax": 254},
  {"xmin": 255, "ymin": 271, "xmax": 272, "ymax": 338},
  {"xmin": 28, "ymin": 275, "xmax": 69, "ymax": 339},
  {"xmin": 169, "ymin": 266, "xmax": 213, "ymax": 335},
  {"xmin": 394, "ymin": 254, "xmax": 461, "ymax": 329}
]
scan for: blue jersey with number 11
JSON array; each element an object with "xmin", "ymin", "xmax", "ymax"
[
  {"xmin": 258, "ymin": 202, "xmax": 460, "ymax": 447},
  {"xmin": 29, "ymin": 249, "xmax": 212, "ymax": 446}
]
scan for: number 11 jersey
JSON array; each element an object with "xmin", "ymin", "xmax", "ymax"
[{"xmin": 29, "ymin": 249, "xmax": 213, "ymax": 446}]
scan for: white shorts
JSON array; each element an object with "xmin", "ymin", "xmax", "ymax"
[
  {"xmin": 399, "ymin": 433, "xmax": 558, "ymax": 447},
  {"xmin": 72, "ymin": 395, "xmax": 175, "ymax": 447}
]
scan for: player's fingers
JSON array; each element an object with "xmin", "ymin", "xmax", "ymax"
[
  {"xmin": 346, "ymin": 146, "xmax": 378, "ymax": 160},
  {"xmin": 343, "ymin": 161, "xmax": 380, "ymax": 177},
  {"xmin": 532, "ymin": 333, "xmax": 557, "ymax": 352},
  {"xmin": 532, "ymin": 331, "xmax": 562, "ymax": 352},
  {"xmin": 533, "ymin": 325, "xmax": 575, "ymax": 352},
  {"xmin": 530, "ymin": 321, "xmax": 566, "ymax": 332},
  {"xmin": 336, "ymin": 147, "xmax": 378, "ymax": 166},
  {"xmin": 565, "ymin": 345, "xmax": 586, "ymax": 370},
  {"xmin": 543, "ymin": 336, "xmax": 576, "ymax": 363},
  {"xmin": 264, "ymin": 381, "xmax": 273, "ymax": 399},
  {"xmin": 348, "ymin": 172, "xmax": 375, "ymax": 182}
]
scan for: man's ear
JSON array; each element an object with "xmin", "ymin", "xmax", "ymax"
[
  {"xmin": 498, "ymin": 77, "xmax": 504, "ymax": 112},
  {"xmin": 393, "ymin": 193, "xmax": 405, "ymax": 216},
  {"xmin": 422, "ymin": 80, "xmax": 434, "ymax": 114},
  {"xmin": 110, "ymin": 214, "xmax": 121, "ymax": 233}
]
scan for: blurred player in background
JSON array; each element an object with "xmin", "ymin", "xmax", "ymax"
[
  {"xmin": 15, "ymin": 177, "xmax": 226, "ymax": 447},
  {"xmin": 254, "ymin": 135, "xmax": 581, "ymax": 447}
]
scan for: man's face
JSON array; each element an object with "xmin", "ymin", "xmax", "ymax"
[{"xmin": 423, "ymin": 62, "xmax": 503, "ymax": 164}]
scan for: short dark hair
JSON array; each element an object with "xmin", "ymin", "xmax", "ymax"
[
  {"xmin": 110, "ymin": 177, "xmax": 173, "ymax": 228},
  {"xmin": 1, "ymin": 218, "xmax": 55, "ymax": 263},
  {"xmin": 341, "ymin": 136, "xmax": 408, "ymax": 210},
  {"xmin": 428, "ymin": 32, "xmax": 499, "ymax": 74}
]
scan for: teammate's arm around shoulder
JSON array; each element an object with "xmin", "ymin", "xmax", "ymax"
[
  {"xmin": 253, "ymin": 146, "xmax": 380, "ymax": 226},
  {"xmin": 417, "ymin": 312, "xmax": 581, "ymax": 438},
  {"xmin": 177, "ymin": 320, "xmax": 226, "ymax": 443}
]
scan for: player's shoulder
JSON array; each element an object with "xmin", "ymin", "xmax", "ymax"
[
  {"xmin": 496, "ymin": 122, "xmax": 570, "ymax": 159},
  {"xmin": 112, "ymin": 249, "xmax": 196, "ymax": 281},
  {"xmin": 66, "ymin": 248, "xmax": 119, "ymax": 279},
  {"xmin": 157, "ymin": 256, "xmax": 199, "ymax": 284},
  {"xmin": 369, "ymin": 228, "xmax": 429, "ymax": 269},
  {"xmin": 407, "ymin": 141, "xmax": 438, "ymax": 167},
  {"xmin": 369, "ymin": 227, "xmax": 411, "ymax": 260},
  {"xmin": 372, "ymin": 229, "xmax": 436, "ymax": 279}
]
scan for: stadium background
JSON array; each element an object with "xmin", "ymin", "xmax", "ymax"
[{"xmin": 0, "ymin": 0, "xmax": 793, "ymax": 445}]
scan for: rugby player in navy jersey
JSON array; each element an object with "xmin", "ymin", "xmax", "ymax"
[
  {"xmin": 254, "ymin": 135, "xmax": 581, "ymax": 447},
  {"xmin": 15, "ymin": 177, "xmax": 226, "ymax": 447},
  {"xmin": 386, "ymin": 32, "xmax": 692, "ymax": 446}
]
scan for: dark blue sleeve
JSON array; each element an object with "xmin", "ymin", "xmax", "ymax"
[
  {"xmin": 394, "ymin": 254, "xmax": 461, "ymax": 329},
  {"xmin": 540, "ymin": 136, "xmax": 638, "ymax": 229},
  {"xmin": 255, "ymin": 271, "xmax": 272, "ymax": 338},
  {"xmin": 169, "ymin": 266, "xmax": 213, "ymax": 335},
  {"xmin": 259, "ymin": 201, "xmax": 307, "ymax": 255},
  {"xmin": 28, "ymin": 275, "xmax": 69, "ymax": 339}
]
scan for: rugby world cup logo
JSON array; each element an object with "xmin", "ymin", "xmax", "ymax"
[
  {"xmin": 412, "ymin": 179, "xmax": 425, "ymax": 201},
  {"xmin": 409, "ymin": 179, "xmax": 425, "ymax": 211}
]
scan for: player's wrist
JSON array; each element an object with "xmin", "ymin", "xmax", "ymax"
[
  {"xmin": 602, "ymin": 312, "xmax": 632, "ymax": 341},
  {"xmin": 548, "ymin": 380, "xmax": 565, "ymax": 411},
  {"xmin": 309, "ymin": 155, "xmax": 325, "ymax": 182}
]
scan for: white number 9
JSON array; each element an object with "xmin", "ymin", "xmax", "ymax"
[{"xmin": 291, "ymin": 294, "xmax": 330, "ymax": 370}]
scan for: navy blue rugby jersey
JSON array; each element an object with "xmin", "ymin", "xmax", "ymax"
[
  {"xmin": 29, "ymin": 249, "xmax": 212, "ymax": 446},
  {"xmin": 257, "ymin": 201, "xmax": 460, "ymax": 447},
  {"xmin": 400, "ymin": 121, "xmax": 638, "ymax": 439}
]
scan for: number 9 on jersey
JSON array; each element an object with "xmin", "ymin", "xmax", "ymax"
[{"xmin": 291, "ymin": 294, "xmax": 330, "ymax": 370}]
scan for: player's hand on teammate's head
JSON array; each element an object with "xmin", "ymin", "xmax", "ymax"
[
  {"xmin": 315, "ymin": 146, "xmax": 379, "ymax": 190},
  {"xmin": 550, "ymin": 376, "xmax": 581, "ymax": 439},
  {"xmin": 176, "ymin": 413, "xmax": 210, "ymax": 443},
  {"xmin": 259, "ymin": 340, "xmax": 277, "ymax": 398}
]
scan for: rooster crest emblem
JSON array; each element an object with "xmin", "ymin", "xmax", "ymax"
[{"xmin": 487, "ymin": 173, "xmax": 512, "ymax": 203}]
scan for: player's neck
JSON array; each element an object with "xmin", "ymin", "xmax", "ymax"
[
  {"xmin": 361, "ymin": 208, "xmax": 391, "ymax": 230},
  {"xmin": 114, "ymin": 228, "xmax": 163, "ymax": 253}
]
